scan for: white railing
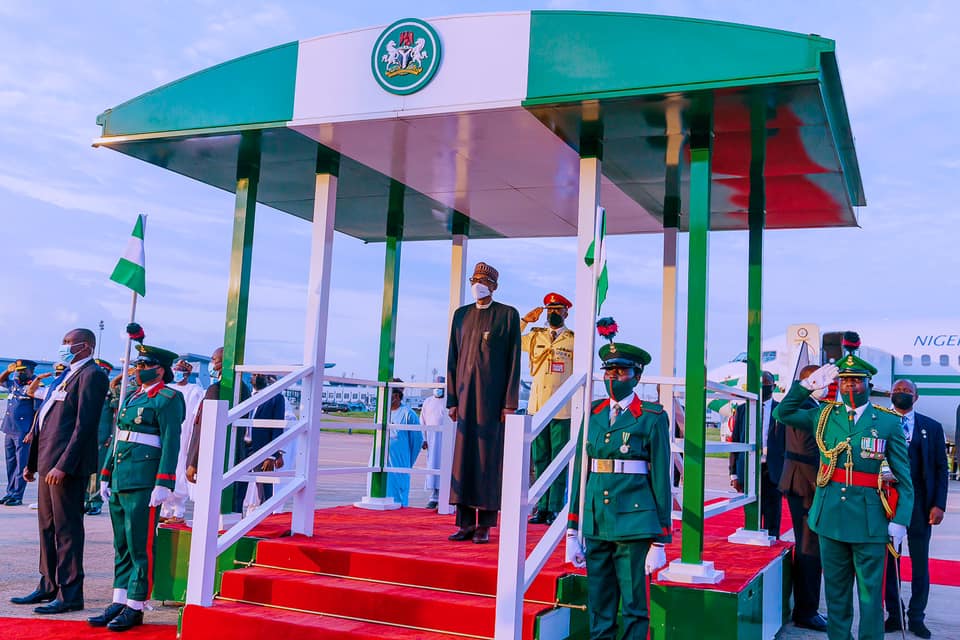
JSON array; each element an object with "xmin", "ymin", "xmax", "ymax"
[
  {"xmin": 185, "ymin": 371, "xmax": 455, "ymax": 606},
  {"xmin": 493, "ymin": 372, "xmax": 758, "ymax": 639}
]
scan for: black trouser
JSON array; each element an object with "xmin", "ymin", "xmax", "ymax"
[
  {"xmin": 786, "ymin": 491, "xmax": 823, "ymax": 621},
  {"xmin": 884, "ymin": 499, "xmax": 933, "ymax": 624},
  {"xmin": 37, "ymin": 472, "xmax": 86, "ymax": 604},
  {"xmin": 759, "ymin": 462, "xmax": 782, "ymax": 538},
  {"xmin": 456, "ymin": 504, "xmax": 498, "ymax": 528}
]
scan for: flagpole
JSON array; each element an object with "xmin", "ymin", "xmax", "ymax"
[{"xmin": 115, "ymin": 289, "xmax": 139, "ymax": 427}]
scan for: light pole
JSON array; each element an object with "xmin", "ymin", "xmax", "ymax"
[{"xmin": 97, "ymin": 320, "xmax": 104, "ymax": 359}]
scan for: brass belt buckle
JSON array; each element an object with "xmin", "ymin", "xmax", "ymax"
[{"xmin": 595, "ymin": 459, "xmax": 613, "ymax": 473}]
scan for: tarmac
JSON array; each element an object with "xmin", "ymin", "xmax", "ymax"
[{"xmin": 1, "ymin": 429, "xmax": 958, "ymax": 638}]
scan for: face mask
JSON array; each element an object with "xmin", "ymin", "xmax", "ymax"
[
  {"xmin": 761, "ymin": 384, "xmax": 774, "ymax": 402},
  {"xmin": 57, "ymin": 343, "xmax": 82, "ymax": 364},
  {"xmin": 843, "ymin": 385, "xmax": 870, "ymax": 408},
  {"xmin": 604, "ymin": 376, "xmax": 637, "ymax": 402},
  {"xmin": 891, "ymin": 392, "xmax": 915, "ymax": 411},
  {"xmin": 433, "ymin": 388, "xmax": 444, "ymax": 398},
  {"xmin": 136, "ymin": 367, "xmax": 160, "ymax": 386},
  {"xmin": 810, "ymin": 386, "xmax": 828, "ymax": 401},
  {"xmin": 173, "ymin": 371, "xmax": 186, "ymax": 383},
  {"xmin": 547, "ymin": 312, "xmax": 564, "ymax": 328},
  {"xmin": 471, "ymin": 282, "xmax": 491, "ymax": 301},
  {"xmin": 252, "ymin": 376, "xmax": 267, "ymax": 390},
  {"xmin": 208, "ymin": 361, "xmax": 221, "ymax": 382},
  {"xmin": 16, "ymin": 373, "xmax": 30, "ymax": 384}
]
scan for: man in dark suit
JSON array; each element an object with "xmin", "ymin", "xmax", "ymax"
[
  {"xmin": 778, "ymin": 364, "xmax": 828, "ymax": 632},
  {"xmin": 248, "ymin": 374, "xmax": 285, "ymax": 504},
  {"xmin": 884, "ymin": 379, "xmax": 949, "ymax": 639},
  {"xmin": 11, "ymin": 328, "xmax": 108, "ymax": 613},
  {"xmin": 729, "ymin": 370, "xmax": 784, "ymax": 538}
]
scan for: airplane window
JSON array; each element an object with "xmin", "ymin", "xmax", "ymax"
[
  {"xmin": 762, "ymin": 350, "xmax": 777, "ymax": 363},
  {"xmin": 940, "ymin": 355, "xmax": 949, "ymax": 367},
  {"xmin": 921, "ymin": 355, "xmax": 931, "ymax": 366},
  {"xmin": 903, "ymin": 355, "xmax": 913, "ymax": 366}
]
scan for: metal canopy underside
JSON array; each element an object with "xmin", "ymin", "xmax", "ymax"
[{"xmin": 95, "ymin": 11, "xmax": 865, "ymax": 242}]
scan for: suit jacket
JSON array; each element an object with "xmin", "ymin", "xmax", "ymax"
[
  {"xmin": 778, "ymin": 397, "xmax": 821, "ymax": 498},
  {"xmin": 250, "ymin": 392, "xmax": 285, "ymax": 457},
  {"xmin": 569, "ymin": 394, "xmax": 672, "ymax": 543},
  {"xmin": 774, "ymin": 382, "xmax": 914, "ymax": 543},
  {"xmin": 729, "ymin": 400, "xmax": 784, "ymax": 483},
  {"xmin": 28, "ymin": 360, "xmax": 109, "ymax": 477},
  {"xmin": 910, "ymin": 412, "xmax": 949, "ymax": 514},
  {"xmin": 186, "ymin": 380, "xmax": 250, "ymax": 470}
]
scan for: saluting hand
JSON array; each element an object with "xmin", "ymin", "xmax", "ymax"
[{"xmin": 522, "ymin": 307, "xmax": 544, "ymax": 323}]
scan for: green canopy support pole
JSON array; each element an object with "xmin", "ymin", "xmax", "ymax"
[
  {"xmin": 743, "ymin": 98, "xmax": 768, "ymax": 532},
  {"xmin": 357, "ymin": 179, "xmax": 404, "ymax": 509},
  {"xmin": 220, "ymin": 129, "xmax": 260, "ymax": 515}
]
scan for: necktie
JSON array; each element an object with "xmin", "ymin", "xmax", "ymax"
[
  {"xmin": 902, "ymin": 416, "xmax": 910, "ymax": 443},
  {"xmin": 610, "ymin": 403, "xmax": 622, "ymax": 425},
  {"xmin": 550, "ymin": 330, "xmax": 557, "ymax": 342}
]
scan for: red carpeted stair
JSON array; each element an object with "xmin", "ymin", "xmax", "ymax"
[{"xmin": 180, "ymin": 506, "xmax": 571, "ymax": 640}]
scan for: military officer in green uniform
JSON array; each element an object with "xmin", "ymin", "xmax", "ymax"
[
  {"xmin": 521, "ymin": 292, "xmax": 575, "ymax": 525},
  {"xmin": 565, "ymin": 340, "xmax": 672, "ymax": 640},
  {"xmin": 774, "ymin": 353, "xmax": 913, "ymax": 640},
  {"xmin": 89, "ymin": 345, "xmax": 185, "ymax": 632},
  {"xmin": 84, "ymin": 359, "xmax": 118, "ymax": 516}
]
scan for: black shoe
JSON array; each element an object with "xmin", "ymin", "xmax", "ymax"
[
  {"xmin": 85, "ymin": 505, "xmax": 102, "ymax": 516},
  {"xmin": 4, "ymin": 498, "xmax": 22, "ymax": 506},
  {"xmin": 10, "ymin": 587, "xmax": 57, "ymax": 605},
  {"xmin": 0, "ymin": 495, "xmax": 10, "ymax": 505},
  {"xmin": 544, "ymin": 511, "xmax": 556, "ymax": 525},
  {"xmin": 885, "ymin": 616, "xmax": 904, "ymax": 633},
  {"xmin": 472, "ymin": 526, "xmax": 490, "ymax": 544},
  {"xmin": 794, "ymin": 614, "xmax": 828, "ymax": 632},
  {"xmin": 34, "ymin": 599, "xmax": 84, "ymax": 614},
  {"xmin": 448, "ymin": 526, "xmax": 476, "ymax": 541},
  {"xmin": 909, "ymin": 620, "xmax": 932, "ymax": 639},
  {"xmin": 107, "ymin": 606, "xmax": 144, "ymax": 631},
  {"xmin": 426, "ymin": 500, "xmax": 438, "ymax": 510},
  {"xmin": 89, "ymin": 602, "xmax": 126, "ymax": 627},
  {"xmin": 528, "ymin": 511, "xmax": 551, "ymax": 525}
]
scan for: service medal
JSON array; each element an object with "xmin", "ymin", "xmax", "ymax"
[{"xmin": 620, "ymin": 433, "xmax": 630, "ymax": 454}]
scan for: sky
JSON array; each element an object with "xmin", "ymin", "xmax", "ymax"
[{"xmin": 0, "ymin": 0, "xmax": 957, "ymax": 382}]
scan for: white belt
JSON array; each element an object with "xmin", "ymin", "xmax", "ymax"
[
  {"xmin": 591, "ymin": 459, "xmax": 649, "ymax": 474},
  {"xmin": 116, "ymin": 430, "xmax": 161, "ymax": 448}
]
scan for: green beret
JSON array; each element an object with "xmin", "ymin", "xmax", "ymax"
[
  {"xmin": 599, "ymin": 342, "xmax": 651, "ymax": 369},
  {"xmin": 836, "ymin": 353, "xmax": 877, "ymax": 377}
]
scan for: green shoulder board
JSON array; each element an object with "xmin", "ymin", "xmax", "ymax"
[
  {"xmin": 873, "ymin": 405, "xmax": 899, "ymax": 416},
  {"xmin": 157, "ymin": 387, "xmax": 179, "ymax": 401},
  {"xmin": 641, "ymin": 401, "xmax": 664, "ymax": 414}
]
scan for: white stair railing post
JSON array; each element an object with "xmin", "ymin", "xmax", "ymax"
[
  {"xmin": 185, "ymin": 399, "xmax": 229, "ymax": 606},
  {"xmin": 437, "ymin": 420, "xmax": 455, "ymax": 516},
  {"xmin": 495, "ymin": 413, "xmax": 532, "ymax": 640}
]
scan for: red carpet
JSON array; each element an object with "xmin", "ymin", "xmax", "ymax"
[
  {"xmin": 901, "ymin": 557, "xmax": 960, "ymax": 587},
  {"xmin": 0, "ymin": 618, "xmax": 174, "ymax": 639},
  {"xmin": 180, "ymin": 505, "xmax": 796, "ymax": 639}
]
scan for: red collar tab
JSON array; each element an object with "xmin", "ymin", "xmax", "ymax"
[
  {"xmin": 146, "ymin": 383, "xmax": 166, "ymax": 399},
  {"xmin": 592, "ymin": 399, "xmax": 609, "ymax": 415},
  {"xmin": 628, "ymin": 394, "xmax": 644, "ymax": 418}
]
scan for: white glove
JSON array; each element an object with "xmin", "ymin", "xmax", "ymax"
[
  {"xmin": 888, "ymin": 522, "xmax": 907, "ymax": 548},
  {"xmin": 99, "ymin": 481, "xmax": 111, "ymax": 502},
  {"xmin": 645, "ymin": 544, "xmax": 667, "ymax": 575},
  {"xmin": 800, "ymin": 364, "xmax": 839, "ymax": 391},
  {"xmin": 149, "ymin": 485, "xmax": 172, "ymax": 507},
  {"xmin": 565, "ymin": 529, "xmax": 586, "ymax": 568}
]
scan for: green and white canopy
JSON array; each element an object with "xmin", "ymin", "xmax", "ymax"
[{"xmin": 95, "ymin": 11, "xmax": 865, "ymax": 242}]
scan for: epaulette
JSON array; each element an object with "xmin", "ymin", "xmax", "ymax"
[
  {"xmin": 157, "ymin": 387, "xmax": 178, "ymax": 400},
  {"xmin": 641, "ymin": 401, "xmax": 664, "ymax": 414},
  {"xmin": 530, "ymin": 327, "xmax": 547, "ymax": 332},
  {"xmin": 822, "ymin": 399, "xmax": 842, "ymax": 406},
  {"xmin": 873, "ymin": 405, "xmax": 899, "ymax": 416}
]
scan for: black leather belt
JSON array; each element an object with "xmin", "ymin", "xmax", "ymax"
[{"xmin": 785, "ymin": 451, "xmax": 819, "ymax": 466}]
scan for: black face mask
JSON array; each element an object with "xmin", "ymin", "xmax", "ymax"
[
  {"xmin": 761, "ymin": 384, "xmax": 774, "ymax": 401},
  {"xmin": 252, "ymin": 376, "xmax": 266, "ymax": 390},
  {"xmin": 891, "ymin": 392, "xmax": 915, "ymax": 411},
  {"xmin": 16, "ymin": 373, "xmax": 30, "ymax": 384},
  {"xmin": 547, "ymin": 312, "xmax": 564, "ymax": 328}
]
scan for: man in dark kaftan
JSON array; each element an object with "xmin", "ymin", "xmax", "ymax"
[{"xmin": 446, "ymin": 261, "xmax": 521, "ymax": 544}]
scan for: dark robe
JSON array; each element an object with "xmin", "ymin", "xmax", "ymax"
[{"xmin": 446, "ymin": 300, "xmax": 521, "ymax": 510}]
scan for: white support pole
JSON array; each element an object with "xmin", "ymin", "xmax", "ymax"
[
  {"xmin": 437, "ymin": 230, "xmax": 467, "ymax": 517},
  {"xmin": 569, "ymin": 155, "xmax": 601, "ymax": 535},
  {"xmin": 114, "ymin": 290, "xmax": 138, "ymax": 428},
  {"xmin": 185, "ymin": 399, "xmax": 229, "ymax": 606},
  {"xmin": 293, "ymin": 168, "xmax": 338, "ymax": 536},
  {"xmin": 494, "ymin": 413, "xmax": 532, "ymax": 640}
]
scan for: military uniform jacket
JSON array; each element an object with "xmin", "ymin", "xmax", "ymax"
[
  {"xmin": 774, "ymin": 383, "xmax": 914, "ymax": 544},
  {"xmin": 569, "ymin": 394, "xmax": 672, "ymax": 543},
  {"xmin": 521, "ymin": 326, "xmax": 574, "ymax": 419},
  {"xmin": 101, "ymin": 384, "xmax": 185, "ymax": 492}
]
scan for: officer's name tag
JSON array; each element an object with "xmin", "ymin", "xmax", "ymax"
[
  {"xmin": 551, "ymin": 361, "xmax": 565, "ymax": 374},
  {"xmin": 860, "ymin": 436, "xmax": 886, "ymax": 459},
  {"xmin": 51, "ymin": 390, "xmax": 67, "ymax": 402}
]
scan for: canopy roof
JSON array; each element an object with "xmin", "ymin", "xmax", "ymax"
[{"xmin": 95, "ymin": 11, "xmax": 865, "ymax": 242}]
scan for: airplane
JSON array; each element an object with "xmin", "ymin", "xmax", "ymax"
[{"xmin": 708, "ymin": 323, "xmax": 960, "ymax": 445}]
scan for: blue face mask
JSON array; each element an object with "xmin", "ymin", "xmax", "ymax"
[
  {"xmin": 57, "ymin": 343, "xmax": 84, "ymax": 365},
  {"xmin": 173, "ymin": 371, "xmax": 186, "ymax": 383},
  {"xmin": 208, "ymin": 361, "xmax": 221, "ymax": 381},
  {"xmin": 433, "ymin": 388, "xmax": 444, "ymax": 398}
]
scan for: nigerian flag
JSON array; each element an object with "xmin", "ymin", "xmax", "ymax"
[
  {"xmin": 110, "ymin": 214, "xmax": 146, "ymax": 296},
  {"xmin": 583, "ymin": 206, "xmax": 607, "ymax": 313}
]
